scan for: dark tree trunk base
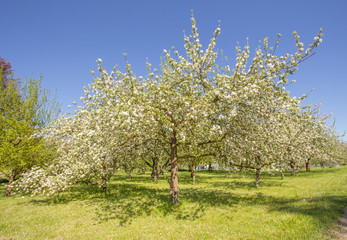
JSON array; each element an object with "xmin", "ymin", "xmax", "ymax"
[
  {"xmin": 151, "ymin": 157, "xmax": 159, "ymax": 181},
  {"xmin": 151, "ymin": 171, "xmax": 159, "ymax": 181},
  {"xmin": 129, "ymin": 169, "xmax": 133, "ymax": 179},
  {"xmin": 305, "ymin": 158, "xmax": 311, "ymax": 172},
  {"xmin": 255, "ymin": 169, "xmax": 260, "ymax": 188},
  {"xmin": 170, "ymin": 189, "xmax": 179, "ymax": 204},
  {"xmin": 101, "ymin": 178, "xmax": 107, "ymax": 192},
  {"xmin": 5, "ymin": 185, "xmax": 12, "ymax": 196}
]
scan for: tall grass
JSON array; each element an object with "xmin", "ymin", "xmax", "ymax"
[{"xmin": 0, "ymin": 166, "xmax": 346, "ymax": 239}]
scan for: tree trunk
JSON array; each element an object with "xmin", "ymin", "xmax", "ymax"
[
  {"xmin": 291, "ymin": 169, "xmax": 295, "ymax": 176},
  {"xmin": 305, "ymin": 158, "xmax": 311, "ymax": 172},
  {"xmin": 100, "ymin": 160, "xmax": 108, "ymax": 192},
  {"xmin": 170, "ymin": 130, "xmax": 179, "ymax": 204},
  {"xmin": 151, "ymin": 157, "xmax": 159, "ymax": 181},
  {"xmin": 129, "ymin": 168, "xmax": 133, "ymax": 179},
  {"xmin": 290, "ymin": 161, "xmax": 295, "ymax": 176},
  {"xmin": 255, "ymin": 168, "xmax": 261, "ymax": 188},
  {"xmin": 101, "ymin": 177, "xmax": 107, "ymax": 192},
  {"xmin": 228, "ymin": 167, "xmax": 231, "ymax": 179},
  {"xmin": 5, "ymin": 171, "xmax": 15, "ymax": 196},
  {"xmin": 280, "ymin": 170, "xmax": 285, "ymax": 179},
  {"xmin": 239, "ymin": 163, "xmax": 244, "ymax": 173},
  {"xmin": 191, "ymin": 165, "xmax": 196, "ymax": 185},
  {"xmin": 208, "ymin": 161, "xmax": 212, "ymax": 171}
]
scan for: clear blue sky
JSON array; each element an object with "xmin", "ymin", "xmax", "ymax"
[{"xmin": 1, "ymin": 0, "xmax": 346, "ymax": 141}]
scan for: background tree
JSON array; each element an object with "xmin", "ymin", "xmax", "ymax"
[
  {"xmin": 14, "ymin": 59, "xmax": 143, "ymax": 195},
  {"xmin": 218, "ymin": 29, "xmax": 324, "ymax": 186},
  {"xmin": 0, "ymin": 59, "xmax": 60, "ymax": 195},
  {"xmin": 0, "ymin": 56, "xmax": 14, "ymax": 88}
]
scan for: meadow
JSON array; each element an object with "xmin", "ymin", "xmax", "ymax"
[{"xmin": 0, "ymin": 166, "xmax": 346, "ymax": 240}]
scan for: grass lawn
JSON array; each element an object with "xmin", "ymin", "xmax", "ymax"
[{"xmin": 0, "ymin": 166, "xmax": 346, "ymax": 239}]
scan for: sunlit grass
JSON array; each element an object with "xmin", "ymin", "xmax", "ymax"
[{"xmin": 0, "ymin": 166, "xmax": 346, "ymax": 239}]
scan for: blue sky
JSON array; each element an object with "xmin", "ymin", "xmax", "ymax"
[{"xmin": 1, "ymin": 0, "xmax": 346, "ymax": 140}]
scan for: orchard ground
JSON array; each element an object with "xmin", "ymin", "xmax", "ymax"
[{"xmin": 0, "ymin": 166, "xmax": 346, "ymax": 240}]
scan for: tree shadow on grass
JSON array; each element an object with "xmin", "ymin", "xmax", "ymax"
[
  {"xmin": 209, "ymin": 179, "xmax": 286, "ymax": 189},
  {"xmin": 92, "ymin": 182, "xmax": 206, "ymax": 225},
  {"xmin": 26, "ymin": 170, "xmax": 347, "ymax": 227},
  {"xmin": 92, "ymin": 183, "xmax": 347, "ymax": 227},
  {"xmin": 266, "ymin": 195, "xmax": 347, "ymax": 225}
]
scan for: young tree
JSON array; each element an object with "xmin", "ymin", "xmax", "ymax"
[{"xmin": 0, "ymin": 68, "xmax": 60, "ymax": 195}]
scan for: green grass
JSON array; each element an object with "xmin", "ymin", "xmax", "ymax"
[{"xmin": 0, "ymin": 166, "xmax": 346, "ymax": 240}]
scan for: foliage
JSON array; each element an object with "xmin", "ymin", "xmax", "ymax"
[
  {"xmin": 0, "ymin": 62, "xmax": 60, "ymax": 195},
  {"xmin": 0, "ymin": 56, "xmax": 14, "ymax": 88}
]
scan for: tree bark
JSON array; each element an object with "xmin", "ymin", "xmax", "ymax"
[
  {"xmin": 151, "ymin": 157, "xmax": 159, "ymax": 181},
  {"xmin": 169, "ymin": 130, "xmax": 179, "ymax": 204},
  {"xmin": 5, "ymin": 171, "xmax": 15, "ymax": 196},
  {"xmin": 280, "ymin": 170, "xmax": 285, "ymax": 179},
  {"xmin": 290, "ymin": 161, "xmax": 295, "ymax": 176},
  {"xmin": 208, "ymin": 161, "xmax": 212, "ymax": 171},
  {"xmin": 101, "ymin": 177, "xmax": 107, "ymax": 192},
  {"xmin": 129, "ymin": 168, "xmax": 133, "ymax": 179},
  {"xmin": 305, "ymin": 158, "xmax": 311, "ymax": 172},
  {"xmin": 101, "ymin": 160, "xmax": 108, "ymax": 192},
  {"xmin": 255, "ymin": 168, "xmax": 261, "ymax": 188},
  {"xmin": 191, "ymin": 165, "xmax": 196, "ymax": 185}
]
